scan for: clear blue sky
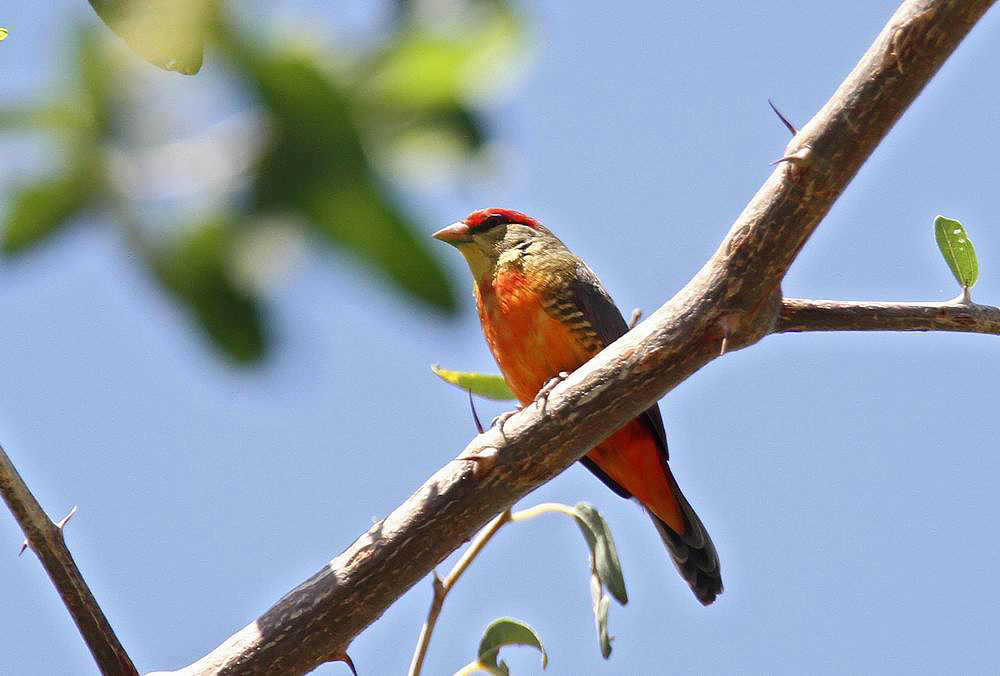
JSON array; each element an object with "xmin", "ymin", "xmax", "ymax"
[{"xmin": 2, "ymin": 2, "xmax": 999, "ymax": 674}]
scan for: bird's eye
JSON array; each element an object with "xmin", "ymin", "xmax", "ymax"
[{"xmin": 478, "ymin": 214, "xmax": 507, "ymax": 230}]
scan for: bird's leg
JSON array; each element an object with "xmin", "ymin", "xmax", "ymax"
[{"xmin": 534, "ymin": 371, "xmax": 570, "ymax": 414}]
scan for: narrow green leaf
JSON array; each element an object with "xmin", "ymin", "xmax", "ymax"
[
  {"xmin": 87, "ymin": 0, "xmax": 208, "ymax": 74},
  {"xmin": 476, "ymin": 617, "xmax": 547, "ymax": 672},
  {"xmin": 432, "ymin": 365, "xmax": 515, "ymax": 401},
  {"xmin": 153, "ymin": 219, "xmax": 268, "ymax": 363},
  {"xmin": 573, "ymin": 503, "xmax": 628, "ymax": 605},
  {"xmin": 2, "ymin": 169, "xmax": 94, "ymax": 255},
  {"xmin": 934, "ymin": 215, "xmax": 979, "ymax": 290}
]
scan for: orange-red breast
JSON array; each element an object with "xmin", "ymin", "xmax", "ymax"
[{"xmin": 434, "ymin": 208, "xmax": 722, "ymax": 605}]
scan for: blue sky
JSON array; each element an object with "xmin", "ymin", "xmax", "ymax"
[{"xmin": 2, "ymin": 2, "xmax": 999, "ymax": 674}]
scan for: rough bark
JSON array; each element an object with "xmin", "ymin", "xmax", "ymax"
[{"xmin": 778, "ymin": 298, "xmax": 1000, "ymax": 334}]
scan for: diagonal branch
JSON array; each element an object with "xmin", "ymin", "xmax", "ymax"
[
  {"xmin": 0, "ymin": 444, "xmax": 138, "ymax": 676},
  {"xmin": 162, "ymin": 1, "xmax": 996, "ymax": 674},
  {"xmin": 777, "ymin": 297, "xmax": 1000, "ymax": 334}
]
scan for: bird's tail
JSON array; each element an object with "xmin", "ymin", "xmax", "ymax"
[{"xmin": 649, "ymin": 472, "xmax": 723, "ymax": 606}]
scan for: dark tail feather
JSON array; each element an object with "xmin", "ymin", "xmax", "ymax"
[{"xmin": 649, "ymin": 475, "xmax": 722, "ymax": 605}]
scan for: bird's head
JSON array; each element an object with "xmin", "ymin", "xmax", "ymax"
[{"xmin": 434, "ymin": 208, "xmax": 557, "ymax": 281}]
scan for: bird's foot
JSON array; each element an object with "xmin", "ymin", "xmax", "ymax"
[
  {"xmin": 534, "ymin": 371, "xmax": 570, "ymax": 414},
  {"xmin": 491, "ymin": 408, "xmax": 520, "ymax": 440}
]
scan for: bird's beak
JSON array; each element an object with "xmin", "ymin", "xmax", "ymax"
[{"xmin": 432, "ymin": 221, "xmax": 473, "ymax": 245}]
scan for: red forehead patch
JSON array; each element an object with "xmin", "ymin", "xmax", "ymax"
[{"xmin": 464, "ymin": 209, "xmax": 540, "ymax": 231}]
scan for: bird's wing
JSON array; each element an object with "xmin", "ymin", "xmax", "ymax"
[
  {"xmin": 568, "ymin": 263, "xmax": 722, "ymax": 605},
  {"xmin": 566, "ymin": 262, "xmax": 670, "ymax": 461}
]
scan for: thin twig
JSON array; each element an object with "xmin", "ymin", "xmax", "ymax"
[
  {"xmin": 408, "ymin": 510, "xmax": 512, "ymax": 676},
  {"xmin": 408, "ymin": 502, "xmax": 585, "ymax": 676},
  {"xmin": 0, "ymin": 444, "xmax": 137, "ymax": 675},
  {"xmin": 510, "ymin": 502, "xmax": 580, "ymax": 522},
  {"xmin": 775, "ymin": 298, "xmax": 1000, "ymax": 335}
]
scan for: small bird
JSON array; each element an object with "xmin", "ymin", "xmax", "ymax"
[{"xmin": 434, "ymin": 208, "xmax": 722, "ymax": 605}]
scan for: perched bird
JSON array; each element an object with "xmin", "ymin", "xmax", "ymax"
[{"xmin": 434, "ymin": 208, "xmax": 722, "ymax": 605}]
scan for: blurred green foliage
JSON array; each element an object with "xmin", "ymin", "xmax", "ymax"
[
  {"xmin": 2, "ymin": 167, "xmax": 97, "ymax": 254},
  {"xmin": 232, "ymin": 43, "xmax": 454, "ymax": 310},
  {"xmin": 0, "ymin": 0, "xmax": 525, "ymax": 362},
  {"xmin": 152, "ymin": 217, "xmax": 266, "ymax": 362}
]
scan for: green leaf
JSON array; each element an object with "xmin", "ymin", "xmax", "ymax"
[
  {"xmin": 153, "ymin": 219, "xmax": 268, "ymax": 363},
  {"xmin": 573, "ymin": 503, "xmax": 628, "ymax": 605},
  {"xmin": 934, "ymin": 215, "xmax": 979, "ymax": 290},
  {"xmin": 87, "ymin": 0, "xmax": 209, "ymax": 74},
  {"xmin": 432, "ymin": 365, "xmax": 515, "ymax": 401},
  {"xmin": 2, "ymin": 169, "xmax": 95, "ymax": 255},
  {"xmin": 0, "ymin": 28, "xmax": 8, "ymax": 41},
  {"xmin": 231, "ymin": 44, "xmax": 457, "ymax": 312},
  {"xmin": 476, "ymin": 617, "xmax": 547, "ymax": 674}
]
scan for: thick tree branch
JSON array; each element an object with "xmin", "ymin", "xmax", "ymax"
[
  {"xmin": 777, "ymin": 298, "xmax": 1000, "ymax": 334},
  {"xmin": 0, "ymin": 444, "xmax": 137, "ymax": 676},
  {"xmin": 163, "ymin": 2, "xmax": 995, "ymax": 674}
]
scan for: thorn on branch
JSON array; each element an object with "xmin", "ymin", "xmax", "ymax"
[
  {"xmin": 455, "ymin": 447, "xmax": 499, "ymax": 480},
  {"xmin": 768, "ymin": 99, "xmax": 798, "ymax": 136},
  {"xmin": 334, "ymin": 651, "xmax": 358, "ymax": 676},
  {"xmin": 628, "ymin": 308, "xmax": 643, "ymax": 330},
  {"xmin": 19, "ymin": 505, "xmax": 78, "ymax": 556},
  {"xmin": 468, "ymin": 390, "xmax": 484, "ymax": 434},
  {"xmin": 57, "ymin": 505, "xmax": 79, "ymax": 530},
  {"xmin": 717, "ymin": 313, "xmax": 742, "ymax": 357},
  {"xmin": 772, "ymin": 145, "xmax": 813, "ymax": 168}
]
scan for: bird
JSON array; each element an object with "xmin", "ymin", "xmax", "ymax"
[{"xmin": 434, "ymin": 208, "xmax": 722, "ymax": 605}]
